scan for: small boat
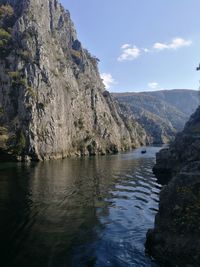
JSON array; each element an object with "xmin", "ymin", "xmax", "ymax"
[{"xmin": 141, "ymin": 149, "xmax": 147, "ymax": 154}]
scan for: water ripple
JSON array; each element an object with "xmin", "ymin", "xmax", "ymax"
[{"xmin": 0, "ymin": 146, "xmax": 162, "ymax": 267}]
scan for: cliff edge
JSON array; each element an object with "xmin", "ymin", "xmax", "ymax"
[{"xmin": 0, "ymin": 0, "xmax": 147, "ymax": 161}]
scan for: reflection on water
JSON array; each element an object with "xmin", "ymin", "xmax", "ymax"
[{"xmin": 0, "ymin": 147, "xmax": 161, "ymax": 267}]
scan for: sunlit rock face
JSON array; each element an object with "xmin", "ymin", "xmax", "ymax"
[
  {"xmin": 146, "ymin": 106, "xmax": 200, "ymax": 267},
  {"xmin": 0, "ymin": 0, "xmax": 147, "ymax": 161}
]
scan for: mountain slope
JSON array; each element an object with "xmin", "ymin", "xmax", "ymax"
[
  {"xmin": 145, "ymin": 89, "xmax": 199, "ymax": 116},
  {"xmin": 0, "ymin": 0, "xmax": 147, "ymax": 161},
  {"xmin": 113, "ymin": 90, "xmax": 199, "ymax": 144}
]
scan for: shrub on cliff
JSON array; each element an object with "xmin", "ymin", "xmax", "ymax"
[
  {"xmin": 0, "ymin": 4, "xmax": 14, "ymax": 18},
  {"xmin": 0, "ymin": 28, "xmax": 11, "ymax": 39}
]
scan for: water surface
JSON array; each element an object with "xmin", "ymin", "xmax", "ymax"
[{"xmin": 0, "ymin": 147, "xmax": 162, "ymax": 267}]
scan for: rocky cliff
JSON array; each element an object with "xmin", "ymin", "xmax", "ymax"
[
  {"xmin": 113, "ymin": 90, "xmax": 198, "ymax": 144},
  {"xmin": 146, "ymin": 106, "xmax": 200, "ymax": 266},
  {"xmin": 0, "ymin": 0, "xmax": 147, "ymax": 161}
]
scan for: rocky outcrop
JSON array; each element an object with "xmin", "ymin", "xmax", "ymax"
[
  {"xmin": 0, "ymin": 0, "xmax": 147, "ymax": 161},
  {"xmin": 113, "ymin": 90, "xmax": 198, "ymax": 144},
  {"xmin": 153, "ymin": 106, "xmax": 200, "ymax": 184},
  {"xmin": 146, "ymin": 106, "xmax": 200, "ymax": 266}
]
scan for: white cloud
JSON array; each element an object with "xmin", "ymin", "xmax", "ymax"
[
  {"xmin": 121, "ymin": 44, "xmax": 131, "ymax": 49},
  {"xmin": 147, "ymin": 82, "xmax": 165, "ymax": 91},
  {"xmin": 153, "ymin": 43, "xmax": 168, "ymax": 50},
  {"xmin": 118, "ymin": 44, "xmax": 141, "ymax": 62},
  {"xmin": 170, "ymin": 38, "xmax": 192, "ymax": 49},
  {"xmin": 148, "ymin": 82, "xmax": 159, "ymax": 90},
  {"xmin": 101, "ymin": 73, "xmax": 115, "ymax": 89},
  {"xmin": 143, "ymin": 48, "xmax": 149, "ymax": 53},
  {"xmin": 118, "ymin": 37, "xmax": 192, "ymax": 62},
  {"xmin": 153, "ymin": 38, "xmax": 192, "ymax": 51}
]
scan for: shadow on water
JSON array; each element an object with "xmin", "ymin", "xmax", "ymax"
[{"xmin": 0, "ymin": 147, "xmax": 162, "ymax": 267}]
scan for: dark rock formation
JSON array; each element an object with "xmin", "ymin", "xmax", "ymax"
[
  {"xmin": 113, "ymin": 90, "xmax": 198, "ymax": 144},
  {"xmin": 146, "ymin": 106, "xmax": 200, "ymax": 267},
  {"xmin": 152, "ymin": 148, "xmax": 173, "ymax": 184},
  {"xmin": 0, "ymin": 0, "xmax": 147, "ymax": 161},
  {"xmin": 153, "ymin": 106, "xmax": 200, "ymax": 184}
]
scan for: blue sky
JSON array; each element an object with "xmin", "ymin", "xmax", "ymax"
[{"xmin": 60, "ymin": 0, "xmax": 200, "ymax": 92}]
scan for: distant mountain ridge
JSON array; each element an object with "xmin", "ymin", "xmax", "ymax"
[{"xmin": 113, "ymin": 89, "xmax": 199, "ymax": 144}]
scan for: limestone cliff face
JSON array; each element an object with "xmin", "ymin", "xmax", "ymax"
[
  {"xmin": 0, "ymin": 0, "xmax": 147, "ymax": 161},
  {"xmin": 146, "ymin": 106, "xmax": 200, "ymax": 266}
]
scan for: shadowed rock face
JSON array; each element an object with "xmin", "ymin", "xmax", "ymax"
[
  {"xmin": 153, "ymin": 106, "xmax": 200, "ymax": 184},
  {"xmin": 146, "ymin": 106, "xmax": 200, "ymax": 267},
  {"xmin": 0, "ymin": 0, "xmax": 147, "ymax": 161}
]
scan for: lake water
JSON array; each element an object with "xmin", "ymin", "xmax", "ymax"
[{"xmin": 0, "ymin": 147, "xmax": 162, "ymax": 267}]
